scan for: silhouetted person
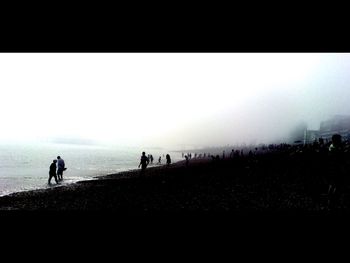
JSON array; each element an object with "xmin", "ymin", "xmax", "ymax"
[
  {"xmin": 138, "ymin": 152, "xmax": 149, "ymax": 176},
  {"xmin": 57, "ymin": 156, "xmax": 66, "ymax": 181},
  {"xmin": 166, "ymin": 154, "xmax": 171, "ymax": 166},
  {"xmin": 319, "ymin": 138, "xmax": 324, "ymax": 145},
  {"xmin": 48, "ymin": 159, "xmax": 58, "ymax": 184},
  {"xmin": 248, "ymin": 150, "xmax": 253, "ymax": 158},
  {"xmin": 150, "ymin": 155, "xmax": 154, "ymax": 164},
  {"xmin": 158, "ymin": 156, "xmax": 161, "ymax": 164},
  {"xmin": 185, "ymin": 155, "xmax": 189, "ymax": 166}
]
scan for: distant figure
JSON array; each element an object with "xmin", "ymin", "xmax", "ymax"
[
  {"xmin": 248, "ymin": 150, "xmax": 253, "ymax": 158},
  {"xmin": 185, "ymin": 155, "xmax": 189, "ymax": 167},
  {"xmin": 57, "ymin": 156, "xmax": 66, "ymax": 181},
  {"xmin": 138, "ymin": 152, "xmax": 150, "ymax": 176},
  {"xmin": 48, "ymin": 159, "xmax": 58, "ymax": 184},
  {"xmin": 233, "ymin": 150, "xmax": 239, "ymax": 158},
  {"xmin": 150, "ymin": 155, "xmax": 154, "ymax": 164},
  {"xmin": 158, "ymin": 156, "xmax": 161, "ymax": 164},
  {"xmin": 230, "ymin": 149, "xmax": 234, "ymax": 158},
  {"xmin": 319, "ymin": 138, "xmax": 324, "ymax": 145},
  {"xmin": 166, "ymin": 154, "xmax": 171, "ymax": 166},
  {"xmin": 329, "ymin": 134, "xmax": 342, "ymax": 152}
]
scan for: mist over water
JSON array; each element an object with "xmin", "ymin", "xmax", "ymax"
[
  {"xmin": 1, "ymin": 53, "xmax": 350, "ymax": 149},
  {"xmin": 1, "ymin": 53, "xmax": 350, "ymax": 195}
]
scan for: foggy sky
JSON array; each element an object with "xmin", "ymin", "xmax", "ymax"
[{"xmin": 1, "ymin": 53, "xmax": 350, "ymax": 149}]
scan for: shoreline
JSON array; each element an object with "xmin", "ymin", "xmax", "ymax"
[
  {"xmin": 0, "ymin": 159, "xmax": 186, "ymax": 199},
  {"xmin": 0, "ymin": 143, "xmax": 184, "ymax": 198},
  {"xmin": 0, "ymin": 152, "xmax": 348, "ymax": 213},
  {"xmin": 0, "ymin": 158, "xmax": 212, "ymax": 211},
  {"xmin": 0, "ymin": 159, "xmax": 190, "ymax": 207}
]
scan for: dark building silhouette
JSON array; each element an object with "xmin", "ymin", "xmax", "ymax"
[
  {"xmin": 298, "ymin": 115, "xmax": 350, "ymax": 144},
  {"xmin": 318, "ymin": 115, "xmax": 350, "ymax": 141}
]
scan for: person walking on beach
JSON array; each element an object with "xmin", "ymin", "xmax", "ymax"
[
  {"xmin": 166, "ymin": 154, "xmax": 171, "ymax": 166},
  {"xmin": 185, "ymin": 155, "xmax": 189, "ymax": 167},
  {"xmin": 57, "ymin": 156, "xmax": 66, "ymax": 181},
  {"xmin": 158, "ymin": 156, "xmax": 161, "ymax": 164},
  {"xmin": 150, "ymin": 155, "xmax": 154, "ymax": 164},
  {"xmin": 48, "ymin": 159, "xmax": 59, "ymax": 184},
  {"xmin": 138, "ymin": 152, "xmax": 150, "ymax": 176}
]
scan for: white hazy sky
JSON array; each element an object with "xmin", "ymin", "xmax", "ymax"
[{"xmin": 1, "ymin": 53, "xmax": 350, "ymax": 148}]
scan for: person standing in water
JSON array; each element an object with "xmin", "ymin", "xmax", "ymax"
[
  {"xmin": 48, "ymin": 159, "xmax": 58, "ymax": 184},
  {"xmin": 185, "ymin": 155, "xmax": 189, "ymax": 167},
  {"xmin": 138, "ymin": 152, "xmax": 150, "ymax": 176},
  {"xmin": 57, "ymin": 156, "xmax": 66, "ymax": 181},
  {"xmin": 166, "ymin": 154, "xmax": 171, "ymax": 166}
]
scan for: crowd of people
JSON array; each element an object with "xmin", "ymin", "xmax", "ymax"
[
  {"xmin": 138, "ymin": 152, "xmax": 172, "ymax": 176},
  {"xmin": 47, "ymin": 134, "xmax": 350, "ymax": 210},
  {"xmin": 176, "ymin": 134, "xmax": 350, "ymax": 210}
]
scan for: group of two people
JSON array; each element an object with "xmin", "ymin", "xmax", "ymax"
[{"xmin": 49, "ymin": 156, "xmax": 66, "ymax": 184}]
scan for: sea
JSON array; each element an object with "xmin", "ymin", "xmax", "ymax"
[{"xmin": 0, "ymin": 142, "xmax": 183, "ymax": 197}]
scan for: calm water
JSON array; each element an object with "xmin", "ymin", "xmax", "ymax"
[{"xmin": 0, "ymin": 142, "xmax": 183, "ymax": 196}]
